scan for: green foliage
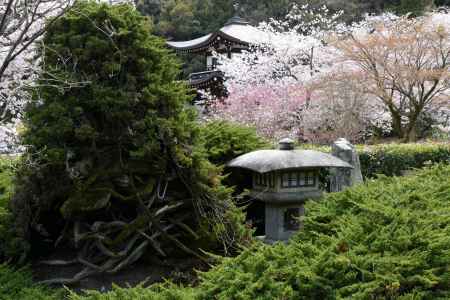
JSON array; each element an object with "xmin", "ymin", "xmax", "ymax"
[
  {"xmin": 192, "ymin": 0, "xmax": 294, "ymax": 35},
  {"xmin": 135, "ymin": 0, "xmax": 161, "ymax": 23},
  {"xmin": 391, "ymin": 0, "xmax": 433, "ymax": 16},
  {"xmin": 157, "ymin": 0, "xmax": 200, "ymax": 40},
  {"xmin": 435, "ymin": 0, "xmax": 450, "ymax": 6},
  {"xmin": 0, "ymin": 264, "xmax": 63, "ymax": 300},
  {"xmin": 0, "ymin": 156, "xmax": 14, "ymax": 208},
  {"xmin": 199, "ymin": 120, "xmax": 269, "ymax": 166},
  {"xmin": 69, "ymin": 283, "xmax": 196, "ymax": 300},
  {"xmin": 0, "ymin": 156, "xmax": 21, "ymax": 261},
  {"xmin": 0, "ymin": 209, "xmax": 16, "ymax": 262},
  {"xmin": 359, "ymin": 143, "xmax": 450, "ymax": 178},
  {"xmin": 195, "ymin": 164, "xmax": 450, "ymax": 299}
]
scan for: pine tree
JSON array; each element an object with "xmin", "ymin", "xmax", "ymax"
[{"xmin": 11, "ymin": 0, "xmax": 247, "ymax": 283}]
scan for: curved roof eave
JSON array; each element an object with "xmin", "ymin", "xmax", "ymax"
[
  {"xmin": 166, "ymin": 25, "xmax": 258, "ymax": 53},
  {"xmin": 166, "ymin": 33, "xmax": 213, "ymax": 51}
]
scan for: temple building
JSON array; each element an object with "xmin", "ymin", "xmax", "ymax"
[{"xmin": 166, "ymin": 12, "xmax": 263, "ymax": 100}]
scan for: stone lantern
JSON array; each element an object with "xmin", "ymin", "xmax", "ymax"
[{"xmin": 227, "ymin": 138, "xmax": 355, "ymax": 242}]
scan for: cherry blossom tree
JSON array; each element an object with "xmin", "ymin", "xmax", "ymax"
[
  {"xmin": 334, "ymin": 11, "xmax": 450, "ymax": 141},
  {"xmin": 0, "ymin": 0, "xmax": 77, "ymax": 153},
  {"xmin": 210, "ymin": 6, "xmax": 450, "ymax": 143},
  {"xmin": 217, "ymin": 4, "xmax": 344, "ymax": 88},
  {"xmin": 209, "ymin": 82, "xmax": 308, "ymax": 140},
  {"xmin": 210, "ymin": 5, "xmax": 367, "ymax": 142},
  {"xmin": 304, "ymin": 72, "xmax": 390, "ymax": 143},
  {"xmin": 0, "ymin": 0, "xmax": 77, "ymax": 124}
]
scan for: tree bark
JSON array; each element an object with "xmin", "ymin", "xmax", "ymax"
[
  {"xmin": 388, "ymin": 106, "xmax": 404, "ymax": 139},
  {"xmin": 404, "ymin": 110, "xmax": 420, "ymax": 142}
]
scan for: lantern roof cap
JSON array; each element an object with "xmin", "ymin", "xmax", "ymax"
[
  {"xmin": 227, "ymin": 149, "xmax": 353, "ymax": 173},
  {"xmin": 278, "ymin": 138, "xmax": 295, "ymax": 150},
  {"xmin": 224, "ymin": 15, "xmax": 250, "ymax": 26}
]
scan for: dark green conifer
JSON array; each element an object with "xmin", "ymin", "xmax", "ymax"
[{"xmin": 11, "ymin": 0, "xmax": 247, "ymax": 283}]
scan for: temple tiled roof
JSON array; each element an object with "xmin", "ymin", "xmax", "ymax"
[{"xmin": 166, "ymin": 16, "xmax": 266, "ymax": 53}]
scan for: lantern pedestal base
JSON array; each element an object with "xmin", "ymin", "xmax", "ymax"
[{"xmin": 264, "ymin": 203, "xmax": 305, "ymax": 241}]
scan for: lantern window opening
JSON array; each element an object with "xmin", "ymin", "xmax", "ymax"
[
  {"xmin": 281, "ymin": 170, "xmax": 316, "ymax": 188},
  {"xmin": 255, "ymin": 172, "xmax": 275, "ymax": 188},
  {"xmin": 268, "ymin": 173, "xmax": 274, "ymax": 188},
  {"xmin": 284, "ymin": 208, "xmax": 300, "ymax": 231}
]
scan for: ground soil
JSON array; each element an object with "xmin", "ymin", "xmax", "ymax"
[{"xmin": 32, "ymin": 249, "xmax": 207, "ymax": 293}]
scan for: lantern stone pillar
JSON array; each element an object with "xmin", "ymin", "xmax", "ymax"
[
  {"xmin": 330, "ymin": 138, "xmax": 363, "ymax": 192},
  {"xmin": 265, "ymin": 203, "xmax": 305, "ymax": 242}
]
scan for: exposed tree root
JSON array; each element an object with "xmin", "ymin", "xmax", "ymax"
[{"xmin": 38, "ymin": 176, "xmax": 209, "ymax": 285}]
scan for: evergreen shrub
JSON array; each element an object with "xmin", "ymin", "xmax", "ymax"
[
  {"xmin": 0, "ymin": 156, "xmax": 20, "ymax": 261},
  {"xmin": 68, "ymin": 283, "xmax": 196, "ymax": 300},
  {"xmin": 10, "ymin": 0, "xmax": 249, "ymax": 281},
  {"xmin": 66, "ymin": 165, "xmax": 450, "ymax": 299},
  {"xmin": 199, "ymin": 120, "xmax": 269, "ymax": 166},
  {"xmin": 196, "ymin": 164, "xmax": 450, "ymax": 299},
  {"xmin": 0, "ymin": 156, "xmax": 14, "ymax": 208},
  {"xmin": 0, "ymin": 264, "xmax": 62, "ymax": 300}
]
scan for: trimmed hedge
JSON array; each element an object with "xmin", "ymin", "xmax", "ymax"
[
  {"xmin": 359, "ymin": 143, "xmax": 450, "ymax": 178},
  {"xmin": 300, "ymin": 142, "xmax": 450, "ymax": 179}
]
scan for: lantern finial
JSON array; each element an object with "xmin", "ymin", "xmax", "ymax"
[
  {"xmin": 233, "ymin": 2, "xmax": 240, "ymax": 14},
  {"xmin": 279, "ymin": 138, "xmax": 295, "ymax": 150}
]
